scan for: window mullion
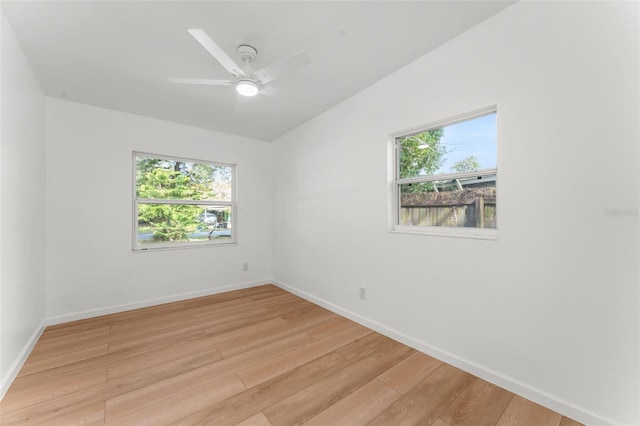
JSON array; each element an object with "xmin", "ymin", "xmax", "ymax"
[{"xmin": 396, "ymin": 168, "xmax": 497, "ymax": 185}]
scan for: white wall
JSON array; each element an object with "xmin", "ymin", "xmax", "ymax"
[
  {"xmin": 45, "ymin": 99, "xmax": 272, "ymax": 321},
  {"xmin": 272, "ymin": 2, "xmax": 639, "ymax": 425},
  {"xmin": 0, "ymin": 11, "xmax": 46, "ymax": 396}
]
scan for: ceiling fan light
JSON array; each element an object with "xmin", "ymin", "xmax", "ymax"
[{"xmin": 236, "ymin": 80, "xmax": 259, "ymax": 97}]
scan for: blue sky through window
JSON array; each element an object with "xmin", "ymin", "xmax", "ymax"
[{"xmin": 436, "ymin": 113, "xmax": 496, "ymax": 174}]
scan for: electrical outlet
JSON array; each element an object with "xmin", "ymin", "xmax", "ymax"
[
  {"xmin": 242, "ymin": 262, "xmax": 249, "ymax": 272},
  {"xmin": 359, "ymin": 287, "xmax": 366, "ymax": 300}
]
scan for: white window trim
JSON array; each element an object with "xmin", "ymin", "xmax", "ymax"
[
  {"xmin": 388, "ymin": 106, "xmax": 498, "ymax": 240},
  {"xmin": 132, "ymin": 151, "xmax": 237, "ymax": 251}
]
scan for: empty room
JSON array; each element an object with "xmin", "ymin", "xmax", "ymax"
[{"xmin": 0, "ymin": 1, "xmax": 638, "ymax": 425}]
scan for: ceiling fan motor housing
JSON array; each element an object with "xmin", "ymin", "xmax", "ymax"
[{"xmin": 237, "ymin": 45, "xmax": 257, "ymax": 63}]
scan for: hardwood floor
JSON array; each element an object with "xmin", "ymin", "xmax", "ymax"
[{"xmin": 1, "ymin": 284, "xmax": 582, "ymax": 425}]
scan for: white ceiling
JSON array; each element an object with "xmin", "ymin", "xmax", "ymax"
[{"xmin": 2, "ymin": 1, "xmax": 513, "ymax": 141}]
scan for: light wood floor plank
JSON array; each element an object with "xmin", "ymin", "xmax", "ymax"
[
  {"xmin": 368, "ymin": 363, "xmax": 475, "ymax": 426},
  {"xmin": 106, "ymin": 374, "xmax": 245, "ymax": 425},
  {"xmin": 2, "ymin": 366, "xmax": 107, "ymax": 414},
  {"xmin": 15, "ymin": 352, "xmax": 109, "ymax": 384},
  {"xmin": 195, "ymin": 307, "xmax": 277, "ymax": 332},
  {"xmin": 233, "ymin": 412, "xmax": 273, "ymax": 426},
  {"xmin": 334, "ymin": 331, "xmax": 399, "ymax": 361},
  {"xmin": 302, "ymin": 379, "xmax": 401, "ymax": 426},
  {"xmin": 560, "ymin": 416, "xmax": 585, "ymax": 426},
  {"xmin": 29, "ymin": 325, "xmax": 110, "ymax": 355},
  {"xmin": 496, "ymin": 395, "xmax": 564, "ymax": 426},
  {"xmin": 0, "ymin": 384, "xmax": 106, "ymax": 425},
  {"xmin": 173, "ymin": 352, "xmax": 352, "ymax": 425},
  {"xmin": 263, "ymin": 341, "xmax": 413, "ymax": 425},
  {"xmin": 107, "ymin": 322, "xmax": 204, "ymax": 354},
  {"xmin": 106, "ymin": 334, "xmax": 218, "ymax": 380},
  {"xmin": 438, "ymin": 377, "xmax": 514, "ymax": 426},
  {"xmin": 221, "ymin": 332, "xmax": 315, "ymax": 373},
  {"xmin": 19, "ymin": 343, "xmax": 109, "ymax": 378},
  {"xmin": 0, "ymin": 285, "xmax": 583, "ymax": 426},
  {"xmin": 104, "ymin": 347, "xmax": 223, "ymax": 400},
  {"xmin": 108, "ymin": 330, "xmax": 312, "ymax": 407},
  {"xmin": 378, "ymin": 350, "xmax": 443, "ymax": 394},
  {"xmin": 105, "ymin": 360, "xmax": 238, "ymax": 422},
  {"xmin": 208, "ymin": 317, "xmax": 288, "ymax": 347},
  {"xmin": 304, "ymin": 316, "xmax": 358, "ymax": 340},
  {"xmin": 40, "ymin": 316, "xmax": 109, "ymax": 340},
  {"xmin": 250, "ymin": 292, "xmax": 301, "ymax": 306},
  {"xmin": 187, "ymin": 299, "xmax": 262, "ymax": 320},
  {"xmin": 237, "ymin": 323, "xmax": 372, "ymax": 388},
  {"xmin": 215, "ymin": 318, "xmax": 329, "ymax": 359},
  {"xmin": 106, "ymin": 329, "xmax": 207, "ymax": 363},
  {"xmin": 108, "ymin": 311, "xmax": 195, "ymax": 342},
  {"xmin": 109, "ymin": 302, "xmax": 186, "ymax": 324},
  {"xmin": 39, "ymin": 401, "xmax": 106, "ymax": 426}
]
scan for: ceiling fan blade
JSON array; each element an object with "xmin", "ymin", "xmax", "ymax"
[
  {"xmin": 168, "ymin": 78, "xmax": 233, "ymax": 86},
  {"xmin": 254, "ymin": 52, "xmax": 311, "ymax": 85},
  {"xmin": 187, "ymin": 28, "xmax": 246, "ymax": 77},
  {"xmin": 259, "ymin": 85, "xmax": 279, "ymax": 97}
]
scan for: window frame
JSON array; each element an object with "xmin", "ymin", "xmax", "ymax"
[
  {"xmin": 132, "ymin": 151, "xmax": 237, "ymax": 251},
  {"xmin": 389, "ymin": 106, "xmax": 498, "ymax": 240}
]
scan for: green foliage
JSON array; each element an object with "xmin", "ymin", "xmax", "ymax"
[
  {"xmin": 135, "ymin": 157, "xmax": 162, "ymax": 177},
  {"xmin": 451, "ymin": 156, "xmax": 481, "ymax": 173},
  {"xmin": 136, "ymin": 157, "xmax": 224, "ymax": 242},
  {"xmin": 398, "ymin": 129, "xmax": 446, "ymax": 193},
  {"xmin": 138, "ymin": 204, "xmax": 197, "ymax": 242}
]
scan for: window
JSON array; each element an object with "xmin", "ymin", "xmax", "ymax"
[
  {"xmin": 133, "ymin": 152, "xmax": 235, "ymax": 250},
  {"xmin": 391, "ymin": 107, "xmax": 497, "ymax": 239}
]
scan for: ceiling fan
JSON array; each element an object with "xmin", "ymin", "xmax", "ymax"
[{"xmin": 169, "ymin": 29, "xmax": 311, "ymax": 97}]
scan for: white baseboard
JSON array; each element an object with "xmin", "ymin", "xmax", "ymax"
[
  {"xmin": 272, "ymin": 279, "xmax": 619, "ymax": 426},
  {"xmin": 0, "ymin": 320, "xmax": 46, "ymax": 400},
  {"xmin": 45, "ymin": 279, "xmax": 271, "ymax": 326}
]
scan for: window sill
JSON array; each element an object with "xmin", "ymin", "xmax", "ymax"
[
  {"xmin": 133, "ymin": 240, "xmax": 237, "ymax": 252},
  {"xmin": 390, "ymin": 225, "xmax": 497, "ymax": 240}
]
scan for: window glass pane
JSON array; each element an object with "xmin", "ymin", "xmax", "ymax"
[
  {"xmin": 135, "ymin": 155, "xmax": 232, "ymax": 201},
  {"xmin": 399, "ymin": 174, "xmax": 496, "ymax": 229},
  {"xmin": 398, "ymin": 113, "xmax": 496, "ymax": 179},
  {"xmin": 137, "ymin": 204, "xmax": 232, "ymax": 245}
]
